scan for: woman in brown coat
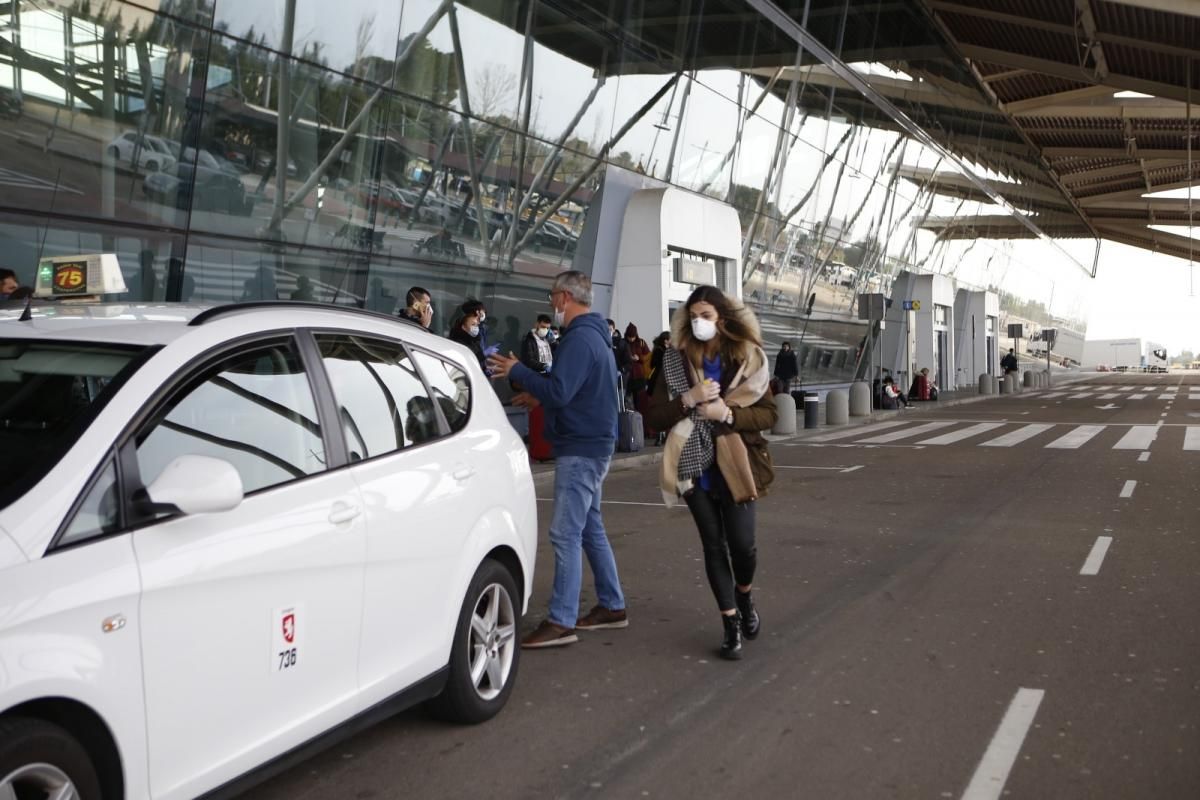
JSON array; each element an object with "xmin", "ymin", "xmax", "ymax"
[{"xmin": 645, "ymin": 286, "xmax": 777, "ymax": 659}]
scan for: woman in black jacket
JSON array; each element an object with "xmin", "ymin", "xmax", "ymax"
[{"xmin": 773, "ymin": 340, "xmax": 799, "ymax": 390}]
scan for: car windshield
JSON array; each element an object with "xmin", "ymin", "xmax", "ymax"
[{"xmin": 0, "ymin": 339, "xmax": 152, "ymax": 511}]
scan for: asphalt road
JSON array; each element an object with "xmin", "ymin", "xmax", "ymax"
[{"xmin": 254, "ymin": 373, "xmax": 1200, "ymax": 799}]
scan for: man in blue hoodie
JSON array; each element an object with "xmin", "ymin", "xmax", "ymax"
[{"xmin": 488, "ymin": 270, "xmax": 628, "ymax": 648}]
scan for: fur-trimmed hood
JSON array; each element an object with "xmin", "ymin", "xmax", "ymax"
[{"xmin": 669, "ymin": 296, "xmax": 766, "ymax": 373}]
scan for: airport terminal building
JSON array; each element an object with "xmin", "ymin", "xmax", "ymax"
[{"xmin": 1, "ymin": 0, "xmax": 1193, "ymax": 389}]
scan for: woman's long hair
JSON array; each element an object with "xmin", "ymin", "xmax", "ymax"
[{"xmin": 671, "ymin": 285, "xmax": 764, "ymax": 370}]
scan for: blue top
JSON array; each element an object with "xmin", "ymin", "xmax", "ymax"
[
  {"xmin": 508, "ymin": 312, "xmax": 618, "ymax": 458},
  {"xmin": 698, "ymin": 354, "xmax": 722, "ymax": 491}
]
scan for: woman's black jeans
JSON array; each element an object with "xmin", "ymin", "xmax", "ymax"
[{"xmin": 684, "ymin": 488, "xmax": 757, "ymax": 612}]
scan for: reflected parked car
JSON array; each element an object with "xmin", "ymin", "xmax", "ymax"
[
  {"xmin": 107, "ymin": 131, "xmax": 177, "ymax": 173},
  {"xmin": 0, "ymin": 301, "xmax": 537, "ymax": 800},
  {"xmin": 143, "ymin": 147, "xmax": 252, "ymax": 215},
  {"xmin": 352, "ymin": 182, "xmax": 412, "ymax": 220}
]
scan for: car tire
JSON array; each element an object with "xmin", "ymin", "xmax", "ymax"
[
  {"xmin": 427, "ymin": 558, "xmax": 521, "ymax": 724},
  {"xmin": 0, "ymin": 717, "xmax": 103, "ymax": 800}
]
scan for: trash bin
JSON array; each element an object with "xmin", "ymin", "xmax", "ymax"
[{"xmin": 804, "ymin": 392, "xmax": 820, "ymax": 429}]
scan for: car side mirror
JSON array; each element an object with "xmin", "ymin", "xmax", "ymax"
[{"xmin": 144, "ymin": 455, "xmax": 244, "ymax": 516}]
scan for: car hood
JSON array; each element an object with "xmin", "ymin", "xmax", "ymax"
[{"xmin": 0, "ymin": 527, "xmax": 27, "ymax": 569}]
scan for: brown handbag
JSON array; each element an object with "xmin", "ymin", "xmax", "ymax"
[{"xmin": 714, "ymin": 429, "xmax": 758, "ymax": 504}]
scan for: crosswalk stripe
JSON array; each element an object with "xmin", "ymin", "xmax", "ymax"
[
  {"xmin": 1068, "ymin": 392, "xmax": 1093, "ymax": 399},
  {"xmin": 1043, "ymin": 392, "xmax": 1066, "ymax": 399},
  {"xmin": 1129, "ymin": 393, "xmax": 1148, "ymax": 400},
  {"xmin": 1045, "ymin": 425, "xmax": 1106, "ymax": 449},
  {"xmin": 855, "ymin": 421, "xmax": 955, "ymax": 444},
  {"xmin": 806, "ymin": 420, "xmax": 909, "ymax": 442},
  {"xmin": 1185, "ymin": 428, "xmax": 1200, "ymax": 451},
  {"xmin": 980, "ymin": 423, "xmax": 1055, "ymax": 447},
  {"xmin": 1099, "ymin": 393, "xmax": 1119, "ymax": 399},
  {"xmin": 1158, "ymin": 394, "xmax": 1176, "ymax": 400},
  {"xmin": 918, "ymin": 422, "xmax": 1006, "ymax": 445},
  {"xmin": 1113, "ymin": 426, "xmax": 1159, "ymax": 450}
]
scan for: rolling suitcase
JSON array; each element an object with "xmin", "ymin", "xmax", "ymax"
[
  {"xmin": 615, "ymin": 377, "xmax": 644, "ymax": 453},
  {"xmin": 528, "ymin": 404, "xmax": 553, "ymax": 461}
]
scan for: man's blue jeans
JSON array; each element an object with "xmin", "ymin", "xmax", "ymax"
[{"xmin": 547, "ymin": 455, "xmax": 626, "ymax": 628}]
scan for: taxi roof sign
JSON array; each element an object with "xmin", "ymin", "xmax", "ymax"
[{"xmin": 34, "ymin": 253, "xmax": 127, "ymax": 299}]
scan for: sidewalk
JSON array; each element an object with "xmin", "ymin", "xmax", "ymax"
[{"xmin": 528, "ymin": 371, "xmax": 1096, "ymax": 486}]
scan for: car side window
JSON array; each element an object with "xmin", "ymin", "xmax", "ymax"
[
  {"xmin": 316, "ymin": 334, "xmax": 443, "ymax": 460},
  {"xmin": 411, "ymin": 351, "xmax": 471, "ymax": 434},
  {"xmin": 135, "ymin": 340, "xmax": 325, "ymax": 496},
  {"xmin": 60, "ymin": 458, "xmax": 120, "ymax": 547}
]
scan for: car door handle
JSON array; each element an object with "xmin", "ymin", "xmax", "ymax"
[
  {"xmin": 452, "ymin": 466, "xmax": 476, "ymax": 482},
  {"xmin": 328, "ymin": 502, "xmax": 362, "ymax": 525}
]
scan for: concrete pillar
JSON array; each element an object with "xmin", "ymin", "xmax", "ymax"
[
  {"xmin": 826, "ymin": 389, "xmax": 849, "ymax": 425},
  {"xmin": 1023, "ymin": 370, "xmax": 1034, "ymax": 388},
  {"xmin": 979, "ymin": 373, "xmax": 993, "ymax": 394},
  {"xmin": 849, "ymin": 381, "xmax": 871, "ymax": 417},
  {"xmin": 772, "ymin": 393, "xmax": 797, "ymax": 435},
  {"xmin": 1000, "ymin": 374, "xmax": 1012, "ymax": 394}
]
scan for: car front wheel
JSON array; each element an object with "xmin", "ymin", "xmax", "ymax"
[
  {"xmin": 428, "ymin": 558, "xmax": 520, "ymax": 723},
  {"xmin": 0, "ymin": 717, "xmax": 102, "ymax": 800}
]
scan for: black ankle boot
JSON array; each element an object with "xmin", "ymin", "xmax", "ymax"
[
  {"xmin": 735, "ymin": 589, "xmax": 760, "ymax": 640},
  {"xmin": 719, "ymin": 612, "xmax": 743, "ymax": 660}
]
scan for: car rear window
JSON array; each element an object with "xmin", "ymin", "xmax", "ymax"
[{"xmin": 0, "ymin": 339, "xmax": 152, "ymax": 511}]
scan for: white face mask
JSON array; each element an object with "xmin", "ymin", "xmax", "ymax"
[
  {"xmin": 691, "ymin": 317, "xmax": 718, "ymax": 342},
  {"xmin": 535, "ymin": 327, "xmax": 549, "ymax": 338},
  {"xmin": 552, "ymin": 307, "xmax": 565, "ymax": 327},
  {"xmin": 467, "ymin": 324, "xmax": 480, "ymax": 338}
]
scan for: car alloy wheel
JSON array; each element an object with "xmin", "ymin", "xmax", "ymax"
[
  {"xmin": 0, "ymin": 763, "xmax": 79, "ymax": 800},
  {"xmin": 468, "ymin": 581, "xmax": 516, "ymax": 702}
]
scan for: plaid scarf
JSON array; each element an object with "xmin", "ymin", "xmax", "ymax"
[{"xmin": 663, "ymin": 346, "xmax": 714, "ymax": 484}]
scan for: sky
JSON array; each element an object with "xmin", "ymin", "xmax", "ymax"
[{"xmin": 1085, "ymin": 242, "xmax": 1200, "ymax": 356}]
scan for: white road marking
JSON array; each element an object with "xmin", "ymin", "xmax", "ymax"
[
  {"xmin": 1159, "ymin": 394, "xmax": 1176, "ymax": 400},
  {"xmin": 775, "ymin": 465, "xmax": 863, "ymax": 471},
  {"xmin": 980, "ymin": 423, "xmax": 1054, "ymax": 447},
  {"xmin": 1113, "ymin": 426, "xmax": 1159, "ymax": 450},
  {"xmin": 841, "ymin": 465, "xmax": 865, "ymax": 473},
  {"xmin": 1068, "ymin": 392, "xmax": 1093, "ymax": 399},
  {"xmin": 856, "ymin": 421, "xmax": 956, "ymax": 444},
  {"xmin": 536, "ymin": 498, "xmax": 670, "ymax": 508},
  {"xmin": 960, "ymin": 687, "xmax": 1045, "ymax": 800},
  {"xmin": 1042, "ymin": 392, "xmax": 1066, "ymax": 399},
  {"xmin": 1129, "ymin": 393, "xmax": 1148, "ymax": 400},
  {"xmin": 918, "ymin": 422, "xmax": 1006, "ymax": 445},
  {"xmin": 1119, "ymin": 480, "xmax": 1137, "ymax": 498},
  {"xmin": 806, "ymin": 420, "xmax": 909, "ymax": 442},
  {"xmin": 1080, "ymin": 536, "xmax": 1114, "ymax": 576},
  {"xmin": 1045, "ymin": 425, "xmax": 1106, "ymax": 449},
  {"xmin": 1099, "ymin": 392, "xmax": 1119, "ymax": 399},
  {"xmin": 1138, "ymin": 452, "xmax": 1151, "ymax": 462},
  {"xmin": 1185, "ymin": 427, "xmax": 1200, "ymax": 451}
]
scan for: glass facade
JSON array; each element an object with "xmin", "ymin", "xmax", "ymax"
[{"xmin": 0, "ymin": 0, "xmax": 1096, "ymax": 386}]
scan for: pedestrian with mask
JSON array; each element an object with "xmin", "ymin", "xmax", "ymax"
[
  {"xmin": 488, "ymin": 271, "xmax": 627, "ymax": 648},
  {"xmin": 645, "ymin": 285, "xmax": 777, "ymax": 660},
  {"xmin": 449, "ymin": 300, "xmax": 488, "ymax": 372},
  {"xmin": 520, "ymin": 314, "xmax": 555, "ymax": 375}
]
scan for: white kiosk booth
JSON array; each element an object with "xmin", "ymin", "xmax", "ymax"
[
  {"xmin": 608, "ymin": 187, "xmax": 743, "ymax": 339},
  {"xmin": 881, "ymin": 271, "xmax": 958, "ymax": 390},
  {"xmin": 954, "ymin": 288, "xmax": 1000, "ymax": 383}
]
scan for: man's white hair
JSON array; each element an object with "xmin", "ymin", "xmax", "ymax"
[{"xmin": 553, "ymin": 270, "xmax": 593, "ymax": 307}]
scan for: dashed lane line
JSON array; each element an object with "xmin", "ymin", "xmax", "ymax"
[
  {"xmin": 1119, "ymin": 480, "xmax": 1137, "ymax": 498},
  {"xmin": 1139, "ymin": 452, "xmax": 1151, "ymax": 462},
  {"xmin": 960, "ymin": 688, "xmax": 1046, "ymax": 800},
  {"xmin": 1080, "ymin": 536, "xmax": 1114, "ymax": 576}
]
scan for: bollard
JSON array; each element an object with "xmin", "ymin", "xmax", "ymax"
[
  {"xmin": 772, "ymin": 392, "xmax": 797, "ymax": 435},
  {"xmin": 1023, "ymin": 370, "xmax": 1034, "ymax": 388},
  {"xmin": 849, "ymin": 381, "xmax": 871, "ymax": 416},
  {"xmin": 999, "ymin": 374, "xmax": 1011, "ymax": 394},
  {"xmin": 979, "ymin": 373, "xmax": 993, "ymax": 394},
  {"xmin": 826, "ymin": 389, "xmax": 849, "ymax": 425},
  {"xmin": 804, "ymin": 392, "xmax": 820, "ymax": 429},
  {"xmin": 1043, "ymin": 369, "xmax": 1052, "ymax": 388},
  {"xmin": 992, "ymin": 376, "xmax": 1001, "ymax": 394}
]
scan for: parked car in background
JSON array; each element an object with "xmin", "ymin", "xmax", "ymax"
[
  {"xmin": 0, "ymin": 302, "xmax": 537, "ymax": 800},
  {"xmin": 352, "ymin": 182, "xmax": 412, "ymax": 222},
  {"xmin": 143, "ymin": 147, "xmax": 252, "ymax": 215},
  {"xmin": 107, "ymin": 131, "xmax": 177, "ymax": 173}
]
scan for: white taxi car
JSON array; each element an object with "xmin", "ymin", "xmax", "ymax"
[{"xmin": 0, "ymin": 301, "xmax": 537, "ymax": 799}]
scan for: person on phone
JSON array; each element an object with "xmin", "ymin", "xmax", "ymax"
[{"xmin": 399, "ymin": 286, "xmax": 434, "ymax": 329}]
